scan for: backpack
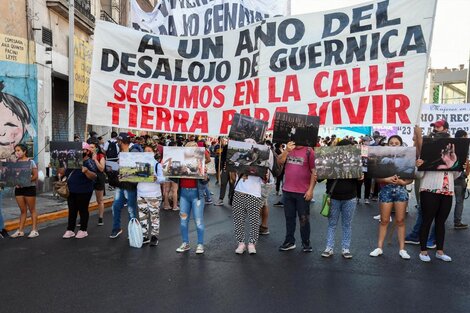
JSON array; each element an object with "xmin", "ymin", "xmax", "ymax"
[
  {"xmin": 269, "ymin": 148, "xmax": 284, "ymax": 178},
  {"xmin": 106, "ymin": 140, "xmax": 119, "ymax": 159}
]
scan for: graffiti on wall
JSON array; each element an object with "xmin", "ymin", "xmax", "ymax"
[{"xmin": 0, "ymin": 33, "xmax": 37, "ymax": 160}]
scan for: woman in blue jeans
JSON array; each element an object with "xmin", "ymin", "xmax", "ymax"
[
  {"xmin": 175, "ymin": 142, "xmax": 210, "ymax": 254},
  {"xmin": 369, "ymin": 135, "xmax": 414, "ymax": 260},
  {"xmin": 321, "ymin": 139, "xmax": 362, "ymax": 259}
]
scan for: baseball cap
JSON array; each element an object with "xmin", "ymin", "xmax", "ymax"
[
  {"xmin": 430, "ymin": 119, "xmax": 449, "ymax": 129},
  {"xmin": 117, "ymin": 132, "xmax": 130, "ymax": 141},
  {"xmin": 127, "ymin": 131, "xmax": 136, "ymax": 138}
]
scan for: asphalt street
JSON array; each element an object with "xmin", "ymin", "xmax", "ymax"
[{"xmin": 1, "ymin": 182, "xmax": 470, "ymax": 313}]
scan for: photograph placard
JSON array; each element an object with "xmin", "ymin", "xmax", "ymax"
[
  {"xmin": 273, "ymin": 112, "xmax": 320, "ymax": 147},
  {"xmin": 0, "ymin": 162, "xmax": 32, "ymax": 187},
  {"xmin": 227, "ymin": 140, "xmax": 270, "ymax": 178},
  {"xmin": 50, "ymin": 141, "xmax": 83, "ymax": 169},
  {"xmin": 119, "ymin": 152, "xmax": 156, "ymax": 182},
  {"xmin": 314, "ymin": 146, "xmax": 362, "ymax": 179},
  {"xmin": 228, "ymin": 113, "xmax": 268, "ymax": 144},
  {"xmin": 419, "ymin": 138, "xmax": 470, "ymax": 171},
  {"xmin": 367, "ymin": 146, "xmax": 416, "ymax": 179},
  {"xmin": 162, "ymin": 147, "xmax": 206, "ymax": 179}
]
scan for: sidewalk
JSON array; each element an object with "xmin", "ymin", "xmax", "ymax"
[{"xmin": 2, "ymin": 187, "xmax": 115, "ymax": 231}]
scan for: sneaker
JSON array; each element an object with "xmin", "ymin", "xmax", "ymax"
[
  {"xmin": 435, "ymin": 252, "xmax": 452, "ymax": 262},
  {"xmin": 10, "ymin": 230, "xmax": 25, "ymax": 238},
  {"xmin": 142, "ymin": 237, "xmax": 150, "ymax": 244},
  {"xmin": 342, "ymin": 249, "xmax": 353, "ymax": 259},
  {"xmin": 62, "ymin": 230, "xmax": 75, "ymax": 239},
  {"xmin": 405, "ymin": 237, "xmax": 420, "ymax": 245},
  {"xmin": 109, "ymin": 229, "xmax": 123, "ymax": 239},
  {"xmin": 75, "ymin": 230, "xmax": 88, "ymax": 239},
  {"xmin": 176, "ymin": 242, "xmax": 190, "ymax": 253},
  {"xmin": 369, "ymin": 248, "xmax": 383, "ymax": 257},
  {"xmin": 302, "ymin": 242, "xmax": 313, "ymax": 253},
  {"xmin": 321, "ymin": 248, "xmax": 334, "ymax": 258},
  {"xmin": 364, "ymin": 199, "xmax": 370, "ymax": 204},
  {"xmin": 259, "ymin": 226, "xmax": 270, "ymax": 235},
  {"xmin": 27, "ymin": 230, "xmax": 39, "ymax": 239},
  {"xmin": 1, "ymin": 229, "xmax": 10, "ymax": 238},
  {"xmin": 419, "ymin": 253, "xmax": 431, "ymax": 262},
  {"xmin": 373, "ymin": 214, "xmax": 381, "ymax": 220},
  {"xmin": 163, "ymin": 207, "xmax": 172, "ymax": 211},
  {"xmin": 371, "ymin": 196, "xmax": 378, "ymax": 202},
  {"xmin": 454, "ymin": 223, "xmax": 468, "ymax": 230},
  {"xmin": 196, "ymin": 244, "xmax": 205, "ymax": 254},
  {"xmin": 150, "ymin": 236, "xmax": 159, "ymax": 246},
  {"xmin": 172, "ymin": 206, "xmax": 180, "ymax": 211},
  {"xmin": 279, "ymin": 242, "xmax": 296, "ymax": 251},
  {"xmin": 426, "ymin": 242, "xmax": 436, "ymax": 249},
  {"xmin": 214, "ymin": 199, "xmax": 224, "ymax": 206},
  {"xmin": 273, "ymin": 201, "xmax": 284, "ymax": 207},
  {"xmin": 248, "ymin": 243, "xmax": 256, "ymax": 254},
  {"xmin": 98, "ymin": 217, "xmax": 104, "ymax": 226},
  {"xmin": 399, "ymin": 250, "xmax": 411, "ymax": 260},
  {"xmin": 205, "ymin": 199, "xmax": 213, "ymax": 205},
  {"xmin": 235, "ymin": 242, "xmax": 246, "ymax": 254}
]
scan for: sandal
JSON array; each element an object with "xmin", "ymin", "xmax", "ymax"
[{"xmin": 10, "ymin": 230, "xmax": 25, "ymax": 238}]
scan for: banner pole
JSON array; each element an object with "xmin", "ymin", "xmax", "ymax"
[{"xmin": 415, "ymin": 0, "xmax": 439, "ymax": 126}]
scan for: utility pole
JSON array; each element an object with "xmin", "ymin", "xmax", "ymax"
[{"xmin": 68, "ymin": 0, "xmax": 75, "ymax": 141}]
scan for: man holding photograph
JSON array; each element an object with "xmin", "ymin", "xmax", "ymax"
[{"xmin": 277, "ymin": 142, "xmax": 317, "ymax": 252}]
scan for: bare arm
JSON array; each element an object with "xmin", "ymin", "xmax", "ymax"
[{"xmin": 277, "ymin": 142, "xmax": 295, "ymax": 165}]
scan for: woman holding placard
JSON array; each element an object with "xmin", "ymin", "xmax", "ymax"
[
  {"xmin": 369, "ymin": 135, "xmax": 413, "ymax": 260},
  {"xmin": 10, "ymin": 144, "xmax": 39, "ymax": 238}
]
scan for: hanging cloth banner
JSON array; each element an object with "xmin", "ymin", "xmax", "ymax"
[
  {"xmin": 130, "ymin": 0, "xmax": 289, "ymax": 35},
  {"xmin": 87, "ymin": 0, "xmax": 436, "ymax": 136}
]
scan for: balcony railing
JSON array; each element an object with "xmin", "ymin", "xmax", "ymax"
[
  {"xmin": 75, "ymin": 0, "xmax": 95, "ymax": 24},
  {"xmin": 100, "ymin": 10, "xmax": 117, "ymax": 24}
]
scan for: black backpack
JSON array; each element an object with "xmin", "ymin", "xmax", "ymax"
[{"xmin": 106, "ymin": 140, "xmax": 119, "ymax": 159}]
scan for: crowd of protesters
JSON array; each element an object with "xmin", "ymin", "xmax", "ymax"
[{"xmin": 1, "ymin": 120, "xmax": 469, "ymax": 263}]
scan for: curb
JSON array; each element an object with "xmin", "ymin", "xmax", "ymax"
[{"xmin": 4, "ymin": 198, "xmax": 115, "ymax": 232}]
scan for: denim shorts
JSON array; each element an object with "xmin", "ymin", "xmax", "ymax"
[{"xmin": 379, "ymin": 184, "xmax": 409, "ymax": 203}]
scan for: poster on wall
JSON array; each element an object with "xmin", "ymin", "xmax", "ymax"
[{"xmin": 0, "ymin": 33, "xmax": 37, "ymax": 161}]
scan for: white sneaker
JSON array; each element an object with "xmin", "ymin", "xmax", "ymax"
[
  {"xmin": 176, "ymin": 242, "xmax": 190, "ymax": 253},
  {"xmin": 195, "ymin": 244, "xmax": 204, "ymax": 254},
  {"xmin": 369, "ymin": 248, "xmax": 383, "ymax": 257},
  {"xmin": 419, "ymin": 253, "xmax": 431, "ymax": 262},
  {"xmin": 364, "ymin": 199, "xmax": 370, "ymax": 204},
  {"xmin": 214, "ymin": 200, "xmax": 224, "ymax": 206},
  {"xmin": 435, "ymin": 253, "xmax": 452, "ymax": 262},
  {"xmin": 399, "ymin": 250, "xmax": 411, "ymax": 260},
  {"xmin": 373, "ymin": 214, "xmax": 381, "ymax": 220},
  {"xmin": 248, "ymin": 243, "xmax": 256, "ymax": 254},
  {"xmin": 62, "ymin": 230, "xmax": 75, "ymax": 239},
  {"xmin": 27, "ymin": 230, "xmax": 39, "ymax": 238},
  {"xmin": 235, "ymin": 242, "xmax": 246, "ymax": 254}
]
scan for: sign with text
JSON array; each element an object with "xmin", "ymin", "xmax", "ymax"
[
  {"xmin": 88, "ymin": 0, "xmax": 436, "ymax": 135},
  {"xmin": 130, "ymin": 0, "xmax": 288, "ymax": 36}
]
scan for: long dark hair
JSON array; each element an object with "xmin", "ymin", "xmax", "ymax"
[{"xmin": 387, "ymin": 135, "xmax": 403, "ymax": 146}]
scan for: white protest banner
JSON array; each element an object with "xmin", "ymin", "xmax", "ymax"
[
  {"xmin": 374, "ymin": 103, "xmax": 470, "ymax": 145},
  {"xmin": 130, "ymin": 0, "xmax": 289, "ymax": 36},
  {"xmin": 87, "ymin": 0, "xmax": 436, "ymax": 136}
]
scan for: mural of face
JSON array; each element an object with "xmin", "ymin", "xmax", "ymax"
[{"xmin": 0, "ymin": 99, "xmax": 25, "ymax": 159}]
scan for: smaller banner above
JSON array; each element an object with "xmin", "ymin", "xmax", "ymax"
[{"xmin": 130, "ymin": 0, "xmax": 289, "ymax": 36}]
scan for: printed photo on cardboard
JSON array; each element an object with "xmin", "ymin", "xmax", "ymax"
[
  {"xmin": 229, "ymin": 113, "xmax": 268, "ymax": 144},
  {"xmin": 0, "ymin": 161, "xmax": 32, "ymax": 187},
  {"xmin": 314, "ymin": 145, "xmax": 362, "ymax": 179},
  {"xmin": 50, "ymin": 141, "xmax": 83, "ymax": 169},
  {"xmin": 273, "ymin": 112, "xmax": 320, "ymax": 147},
  {"xmin": 419, "ymin": 138, "xmax": 470, "ymax": 171},
  {"xmin": 227, "ymin": 140, "xmax": 270, "ymax": 178},
  {"xmin": 119, "ymin": 152, "xmax": 156, "ymax": 182},
  {"xmin": 367, "ymin": 146, "xmax": 416, "ymax": 179},
  {"xmin": 162, "ymin": 147, "xmax": 206, "ymax": 179}
]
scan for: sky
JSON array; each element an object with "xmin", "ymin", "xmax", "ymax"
[{"xmin": 291, "ymin": 0, "xmax": 470, "ymax": 69}]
